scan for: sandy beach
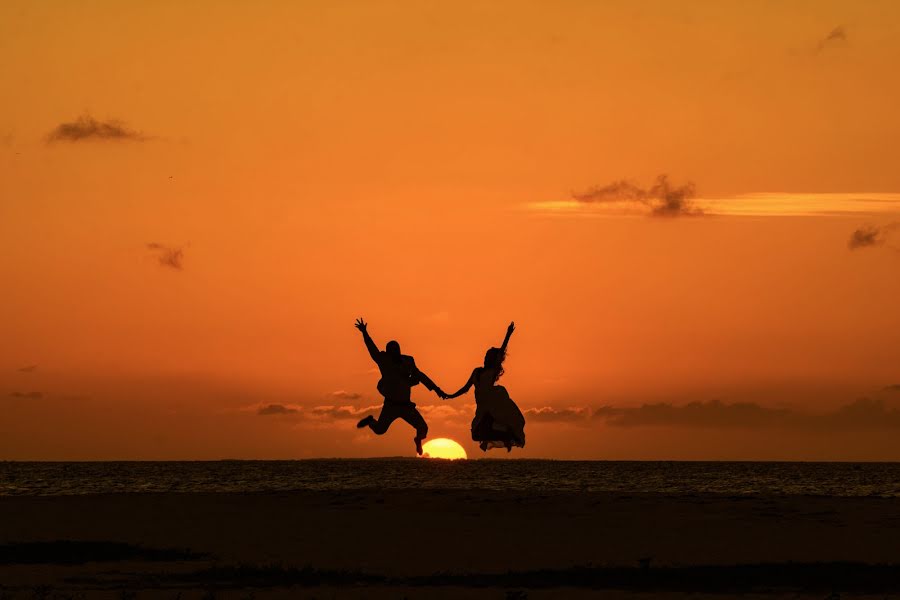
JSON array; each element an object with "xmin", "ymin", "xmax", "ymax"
[{"xmin": 2, "ymin": 490, "xmax": 899, "ymax": 598}]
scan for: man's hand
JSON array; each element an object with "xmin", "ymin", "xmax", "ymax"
[
  {"xmin": 355, "ymin": 318, "xmax": 367, "ymax": 332},
  {"xmin": 507, "ymin": 321, "xmax": 515, "ymax": 335}
]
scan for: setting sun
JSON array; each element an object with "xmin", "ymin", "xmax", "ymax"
[{"xmin": 421, "ymin": 438, "xmax": 468, "ymax": 460}]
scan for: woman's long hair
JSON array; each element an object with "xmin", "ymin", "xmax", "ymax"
[{"xmin": 483, "ymin": 346, "xmax": 507, "ymax": 383}]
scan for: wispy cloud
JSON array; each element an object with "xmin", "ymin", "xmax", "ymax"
[
  {"xmin": 524, "ymin": 406, "xmax": 592, "ymax": 423},
  {"xmin": 418, "ymin": 403, "xmax": 473, "ymax": 422},
  {"xmin": 309, "ymin": 405, "xmax": 379, "ymax": 420},
  {"xmin": 9, "ymin": 391, "xmax": 43, "ymax": 399},
  {"xmin": 571, "ymin": 175, "xmax": 700, "ymax": 217},
  {"xmin": 848, "ymin": 223, "xmax": 898, "ymax": 250},
  {"xmin": 47, "ymin": 115, "xmax": 147, "ymax": 143},
  {"xmin": 17, "ymin": 365, "xmax": 38, "ymax": 373},
  {"xmin": 257, "ymin": 404, "xmax": 298, "ymax": 416},
  {"xmin": 815, "ymin": 25, "xmax": 847, "ymax": 54},
  {"xmin": 331, "ymin": 390, "xmax": 362, "ymax": 401},
  {"xmin": 147, "ymin": 243, "xmax": 185, "ymax": 270},
  {"xmin": 530, "ymin": 192, "xmax": 900, "ymax": 218},
  {"xmin": 251, "ymin": 402, "xmax": 469, "ymax": 424}
]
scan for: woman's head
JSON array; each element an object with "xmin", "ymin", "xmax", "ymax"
[{"xmin": 483, "ymin": 347, "xmax": 506, "ymax": 382}]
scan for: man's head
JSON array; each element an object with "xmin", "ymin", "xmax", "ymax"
[{"xmin": 385, "ymin": 340, "xmax": 401, "ymax": 358}]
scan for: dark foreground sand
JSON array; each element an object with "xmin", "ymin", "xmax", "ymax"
[{"xmin": 1, "ymin": 490, "xmax": 899, "ymax": 598}]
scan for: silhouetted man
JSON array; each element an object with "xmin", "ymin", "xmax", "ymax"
[{"xmin": 354, "ymin": 318, "xmax": 445, "ymax": 455}]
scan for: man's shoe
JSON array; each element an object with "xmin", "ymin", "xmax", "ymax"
[
  {"xmin": 414, "ymin": 436, "xmax": 424, "ymax": 456},
  {"xmin": 357, "ymin": 416, "xmax": 374, "ymax": 429}
]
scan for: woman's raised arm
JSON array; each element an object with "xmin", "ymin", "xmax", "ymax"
[{"xmin": 500, "ymin": 321, "xmax": 515, "ymax": 353}]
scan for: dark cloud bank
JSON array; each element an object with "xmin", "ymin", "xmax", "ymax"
[
  {"xmin": 524, "ymin": 398, "xmax": 900, "ymax": 431},
  {"xmin": 572, "ymin": 175, "xmax": 700, "ymax": 217},
  {"xmin": 254, "ymin": 396, "xmax": 900, "ymax": 433}
]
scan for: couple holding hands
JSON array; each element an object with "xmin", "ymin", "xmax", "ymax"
[{"xmin": 354, "ymin": 319, "xmax": 526, "ymax": 455}]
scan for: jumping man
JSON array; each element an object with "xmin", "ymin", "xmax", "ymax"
[{"xmin": 354, "ymin": 318, "xmax": 446, "ymax": 455}]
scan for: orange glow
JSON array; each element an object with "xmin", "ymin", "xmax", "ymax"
[
  {"xmin": 2, "ymin": 1, "xmax": 900, "ymax": 461},
  {"xmin": 421, "ymin": 439, "xmax": 468, "ymax": 460}
]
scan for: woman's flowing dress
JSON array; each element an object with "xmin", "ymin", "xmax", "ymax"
[{"xmin": 470, "ymin": 367, "xmax": 526, "ymax": 450}]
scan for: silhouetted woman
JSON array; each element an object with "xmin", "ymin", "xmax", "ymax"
[{"xmin": 446, "ymin": 322, "xmax": 526, "ymax": 452}]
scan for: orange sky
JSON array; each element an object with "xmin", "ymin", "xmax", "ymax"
[{"xmin": 2, "ymin": 0, "xmax": 900, "ymax": 460}]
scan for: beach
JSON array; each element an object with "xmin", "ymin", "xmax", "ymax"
[{"xmin": 2, "ymin": 489, "xmax": 899, "ymax": 598}]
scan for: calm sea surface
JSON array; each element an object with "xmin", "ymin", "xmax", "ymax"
[{"xmin": 3, "ymin": 460, "xmax": 900, "ymax": 497}]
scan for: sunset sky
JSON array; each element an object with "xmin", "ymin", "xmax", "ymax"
[{"xmin": 2, "ymin": 0, "xmax": 900, "ymax": 460}]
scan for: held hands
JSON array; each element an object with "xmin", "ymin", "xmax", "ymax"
[
  {"xmin": 354, "ymin": 318, "xmax": 367, "ymax": 332},
  {"xmin": 435, "ymin": 388, "xmax": 450, "ymax": 400}
]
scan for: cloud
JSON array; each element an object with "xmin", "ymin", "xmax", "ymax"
[
  {"xmin": 826, "ymin": 398, "xmax": 900, "ymax": 429},
  {"xmin": 147, "ymin": 243, "xmax": 185, "ymax": 270},
  {"xmin": 257, "ymin": 404, "xmax": 298, "ymax": 416},
  {"xmin": 848, "ymin": 223, "xmax": 898, "ymax": 250},
  {"xmin": 418, "ymin": 403, "xmax": 473, "ymax": 423},
  {"xmin": 815, "ymin": 26, "xmax": 847, "ymax": 54},
  {"xmin": 250, "ymin": 402, "xmax": 469, "ymax": 424},
  {"xmin": 46, "ymin": 115, "xmax": 146, "ymax": 143},
  {"xmin": 591, "ymin": 398, "xmax": 900, "ymax": 431},
  {"xmin": 18, "ymin": 365, "xmax": 38, "ymax": 373},
  {"xmin": 593, "ymin": 400, "xmax": 791, "ymax": 428},
  {"xmin": 882, "ymin": 384, "xmax": 900, "ymax": 393},
  {"xmin": 524, "ymin": 406, "xmax": 592, "ymax": 423},
  {"xmin": 9, "ymin": 391, "xmax": 43, "ymax": 399},
  {"xmin": 848, "ymin": 225, "xmax": 882, "ymax": 249},
  {"xmin": 310, "ymin": 405, "xmax": 380, "ymax": 420},
  {"xmin": 250, "ymin": 396, "xmax": 900, "ymax": 432},
  {"xmin": 331, "ymin": 390, "xmax": 362, "ymax": 401},
  {"xmin": 572, "ymin": 175, "xmax": 700, "ymax": 217}
]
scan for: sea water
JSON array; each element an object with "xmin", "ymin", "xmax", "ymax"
[{"xmin": 2, "ymin": 459, "xmax": 900, "ymax": 496}]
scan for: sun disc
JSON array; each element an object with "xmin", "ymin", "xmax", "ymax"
[{"xmin": 421, "ymin": 438, "xmax": 467, "ymax": 460}]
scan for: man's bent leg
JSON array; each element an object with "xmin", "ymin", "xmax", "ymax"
[
  {"xmin": 399, "ymin": 406, "xmax": 429, "ymax": 455},
  {"xmin": 368, "ymin": 404, "xmax": 400, "ymax": 435}
]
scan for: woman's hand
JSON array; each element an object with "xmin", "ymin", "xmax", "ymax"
[{"xmin": 355, "ymin": 318, "xmax": 367, "ymax": 332}]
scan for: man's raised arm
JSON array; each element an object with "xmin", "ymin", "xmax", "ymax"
[{"xmin": 355, "ymin": 318, "xmax": 380, "ymax": 362}]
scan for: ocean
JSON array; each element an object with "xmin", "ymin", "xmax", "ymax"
[{"xmin": 3, "ymin": 459, "xmax": 900, "ymax": 497}]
